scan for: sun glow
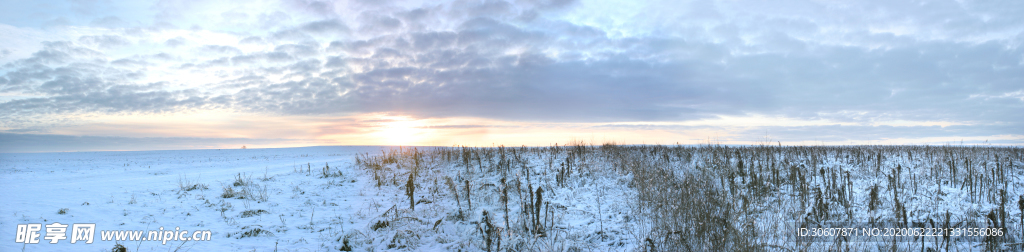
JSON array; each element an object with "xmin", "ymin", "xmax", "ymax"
[{"xmin": 374, "ymin": 115, "xmax": 429, "ymax": 146}]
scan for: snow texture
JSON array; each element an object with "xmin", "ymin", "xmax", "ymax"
[{"xmin": 2, "ymin": 144, "xmax": 1023, "ymax": 251}]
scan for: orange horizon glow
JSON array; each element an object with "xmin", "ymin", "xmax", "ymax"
[{"xmin": 13, "ymin": 111, "xmax": 1019, "ymax": 150}]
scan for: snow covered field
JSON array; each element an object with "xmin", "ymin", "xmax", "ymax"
[
  {"xmin": 2, "ymin": 144, "xmax": 1023, "ymax": 251},
  {"xmin": 1, "ymin": 146, "xmax": 389, "ymax": 251}
]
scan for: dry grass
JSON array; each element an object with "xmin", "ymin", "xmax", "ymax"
[{"xmin": 345, "ymin": 143, "xmax": 1024, "ymax": 251}]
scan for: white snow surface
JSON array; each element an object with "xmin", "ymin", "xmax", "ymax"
[
  {"xmin": 1, "ymin": 146, "xmax": 397, "ymax": 251},
  {"xmin": 1, "ymin": 146, "xmax": 633, "ymax": 252},
  {"xmin": 3, "ymin": 145, "xmax": 1022, "ymax": 251}
]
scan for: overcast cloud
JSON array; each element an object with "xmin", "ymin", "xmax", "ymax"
[{"xmin": 0, "ymin": 0, "xmax": 1021, "ymax": 151}]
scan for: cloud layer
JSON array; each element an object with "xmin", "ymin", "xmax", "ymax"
[{"xmin": 1, "ymin": 0, "xmax": 1022, "ymax": 150}]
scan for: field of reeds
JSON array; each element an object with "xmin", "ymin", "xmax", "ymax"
[{"xmin": 347, "ymin": 143, "xmax": 1024, "ymax": 251}]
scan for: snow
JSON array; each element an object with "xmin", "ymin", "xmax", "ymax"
[
  {"xmin": 2, "ymin": 144, "xmax": 1022, "ymax": 251},
  {"xmin": 1, "ymin": 146, "xmax": 389, "ymax": 251}
]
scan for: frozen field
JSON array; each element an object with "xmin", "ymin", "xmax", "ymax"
[
  {"xmin": 1, "ymin": 146, "xmax": 390, "ymax": 251},
  {"xmin": 2, "ymin": 144, "xmax": 1023, "ymax": 251}
]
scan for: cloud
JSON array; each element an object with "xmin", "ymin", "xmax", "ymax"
[
  {"xmin": 0, "ymin": 133, "xmax": 307, "ymax": 153},
  {"xmin": 256, "ymin": 11, "xmax": 293, "ymax": 29},
  {"xmin": 239, "ymin": 36, "xmax": 265, "ymax": 44},
  {"xmin": 0, "ymin": 88, "xmax": 217, "ymax": 115},
  {"xmin": 110, "ymin": 57, "xmax": 149, "ymax": 67},
  {"xmin": 268, "ymin": 19, "xmax": 350, "ymax": 42},
  {"xmin": 731, "ymin": 124, "xmax": 1024, "ymax": 144},
  {"xmin": 89, "ymin": 16, "xmax": 129, "ymax": 27},
  {"xmin": 198, "ymin": 45, "xmax": 243, "ymax": 55},
  {"xmin": 4, "ymin": 41, "xmax": 99, "ymax": 67},
  {"xmin": 357, "ymin": 12, "xmax": 403, "ymax": 33},
  {"xmin": 265, "ymin": 51, "xmax": 294, "ymax": 62},
  {"xmin": 274, "ymin": 43, "xmax": 320, "ymax": 58},
  {"xmin": 165, "ymin": 37, "xmax": 187, "ymax": 47},
  {"xmin": 1, "ymin": 0, "xmax": 1022, "ymax": 145},
  {"xmin": 419, "ymin": 124, "xmax": 517, "ymax": 129},
  {"xmin": 287, "ymin": 0, "xmax": 337, "ymax": 17},
  {"xmin": 300, "ymin": 19, "xmax": 349, "ymax": 34},
  {"xmin": 78, "ymin": 34, "xmax": 130, "ymax": 48}
]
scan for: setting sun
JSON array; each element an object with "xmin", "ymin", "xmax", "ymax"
[{"xmin": 373, "ymin": 115, "xmax": 428, "ymax": 146}]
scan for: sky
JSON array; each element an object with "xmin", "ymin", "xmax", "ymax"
[{"xmin": 0, "ymin": 0, "xmax": 1022, "ymax": 152}]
